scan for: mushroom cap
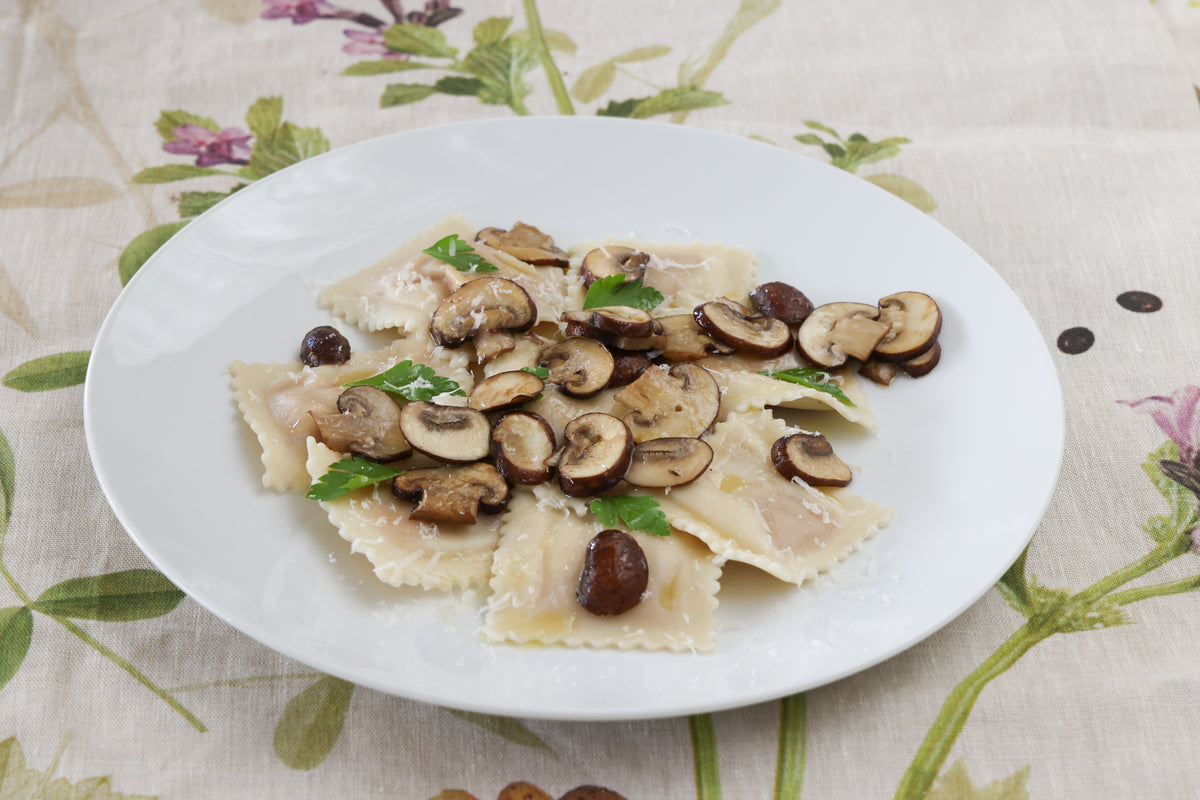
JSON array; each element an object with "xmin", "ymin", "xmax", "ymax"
[
  {"xmin": 398, "ymin": 401, "xmax": 491, "ymax": 463},
  {"xmin": 770, "ymin": 432, "xmax": 852, "ymax": 487},
  {"xmin": 311, "ymin": 385, "xmax": 411, "ymax": 462},
  {"xmin": 490, "ymin": 411, "xmax": 556, "ymax": 485},
  {"xmin": 580, "ymin": 246, "xmax": 650, "ymax": 287},
  {"xmin": 874, "ymin": 291, "xmax": 942, "ymax": 362},
  {"xmin": 429, "ymin": 276, "xmax": 537, "ymax": 348},
  {"xmin": 556, "ymin": 412, "xmax": 634, "ymax": 497},
  {"xmin": 476, "ymin": 223, "xmax": 569, "ymax": 268},
  {"xmin": 796, "ymin": 302, "xmax": 891, "ymax": 368},
  {"xmin": 391, "ymin": 462, "xmax": 511, "ymax": 524},
  {"xmin": 901, "ymin": 340, "xmax": 942, "ymax": 377},
  {"xmin": 577, "ymin": 529, "xmax": 649, "ymax": 616},
  {"xmin": 536, "ymin": 336, "xmax": 616, "ymax": 398},
  {"xmin": 468, "ymin": 370, "xmax": 545, "ymax": 412},
  {"xmin": 623, "ymin": 437, "xmax": 714, "ymax": 488},
  {"xmin": 749, "ymin": 281, "xmax": 815, "ymax": 325},
  {"xmin": 614, "ymin": 363, "xmax": 721, "ymax": 443},
  {"xmin": 694, "ymin": 299, "xmax": 793, "ymax": 357}
]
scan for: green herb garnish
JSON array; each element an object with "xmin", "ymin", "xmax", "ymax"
[
  {"xmin": 588, "ymin": 496, "xmax": 671, "ymax": 537},
  {"xmin": 760, "ymin": 367, "xmax": 855, "ymax": 407},
  {"xmin": 345, "ymin": 360, "xmax": 465, "ymax": 401},
  {"xmin": 306, "ymin": 456, "xmax": 405, "ymax": 502},
  {"xmin": 520, "ymin": 365, "xmax": 551, "ymax": 380},
  {"xmin": 582, "ymin": 274, "xmax": 664, "ymax": 311},
  {"xmin": 422, "ymin": 234, "xmax": 499, "ymax": 273}
]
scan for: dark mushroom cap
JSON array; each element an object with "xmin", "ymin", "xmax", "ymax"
[
  {"xmin": 623, "ymin": 437, "xmax": 714, "ymax": 488},
  {"xmin": 556, "ymin": 412, "xmax": 634, "ymax": 497},
  {"xmin": 300, "ymin": 325, "xmax": 351, "ymax": 367},
  {"xmin": 536, "ymin": 336, "xmax": 616, "ymax": 398},
  {"xmin": 311, "ymin": 385, "xmax": 411, "ymax": 462},
  {"xmin": 577, "ymin": 529, "xmax": 649, "ymax": 616},
  {"xmin": 694, "ymin": 299, "xmax": 793, "ymax": 357},
  {"xmin": 750, "ymin": 281, "xmax": 815, "ymax": 325},
  {"xmin": 614, "ymin": 363, "xmax": 721, "ymax": 443},
  {"xmin": 468, "ymin": 370, "xmax": 545, "ymax": 412},
  {"xmin": 490, "ymin": 411, "xmax": 556, "ymax": 485},
  {"xmin": 580, "ymin": 246, "xmax": 650, "ymax": 287},
  {"xmin": 770, "ymin": 432, "xmax": 852, "ymax": 487},
  {"xmin": 874, "ymin": 291, "xmax": 942, "ymax": 362},
  {"xmin": 429, "ymin": 277, "xmax": 537, "ymax": 348},
  {"xmin": 398, "ymin": 401, "xmax": 491, "ymax": 462},
  {"xmin": 391, "ymin": 462, "xmax": 511, "ymax": 524},
  {"xmin": 476, "ymin": 223, "xmax": 569, "ymax": 268},
  {"xmin": 796, "ymin": 302, "xmax": 890, "ymax": 368}
]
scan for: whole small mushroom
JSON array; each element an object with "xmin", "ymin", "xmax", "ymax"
[
  {"xmin": 577, "ymin": 529, "xmax": 649, "ymax": 616},
  {"xmin": 750, "ymin": 281, "xmax": 815, "ymax": 325}
]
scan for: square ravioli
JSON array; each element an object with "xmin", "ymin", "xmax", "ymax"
[
  {"xmin": 483, "ymin": 492, "xmax": 721, "ymax": 652},
  {"xmin": 305, "ymin": 440, "xmax": 500, "ymax": 590}
]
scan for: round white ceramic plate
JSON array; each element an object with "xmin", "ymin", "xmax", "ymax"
[{"xmin": 84, "ymin": 117, "xmax": 1063, "ymax": 721}]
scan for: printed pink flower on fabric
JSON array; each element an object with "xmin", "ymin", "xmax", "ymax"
[
  {"xmin": 163, "ymin": 125, "xmax": 252, "ymax": 167},
  {"xmin": 342, "ymin": 29, "xmax": 407, "ymax": 59},
  {"xmin": 261, "ymin": 0, "xmax": 335, "ymax": 24},
  {"xmin": 1121, "ymin": 385, "xmax": 1200, "ymax": 466}
]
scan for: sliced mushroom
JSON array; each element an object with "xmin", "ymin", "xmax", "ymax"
[
  {"xmin": 556, "ymin": 412, "xmax": 634, "ymax": 497},
  {"xmin": 610, "ymin": 349, "xmax": 655, "ymax": 388},
  {"xmin": 858, "ymin": 357, "xmax": 903, "ymax": 386},
  {"xmin": 902, "ymin": 341, "xmax": 941, "ymax": 377},
  {"xmin": 874, "ymin": 292, "xmax": 942, "ymax": 362},
  {"xmin": 536, "ymin": 337, "xmax": 615, "ymax": 398},
  {"xmin": 750, "ymin": 281, "xmax": 815, "ymax": 325},
  {"xmin": 612, "ymin": 314, "xmax": 735, "ymax": 360},
  {"xmin": 614, "ymin": 363, "xmax": 721, "ymax": 443},
  {"xmin": 468, "ymin": 370, "xmax": 544, "ymax": 412},
  {"xmin": 770, "ymin": 432, "xmax": 852, "ymax": 487},
  {"xmin": 311, "ymin": 385, "xmax": 411, "ymax": 462},
  {"xmin": 472, "ymin": 330, "xmax": 516, "ymax": 364},
  {"xmin": 577, "ymin": 529, "xmax": 649, "ymax": 616},
  {"xmin": 694, "ymin": 299, "xmax": 793, "ymax": 357},
  {"xmin": 391, "ymin": 462, "xmax": 510, "ymax": 524},
  {"xmin": 580, "ymin": 246, "xmax": 651, "ymax": 286},
  {"xmin": 429, "ymin": 277, "xmax": 537, "ymax": 348},
  {"xmin": 796, "ymin": 302, "xmax": 891, "ymax": 368},
  {"xmin": 623, "ymin": 437, "xmax": 714, "ymax": 488},
  {"xmin": 398, "ymin": 401, "xmax": 491, "ymax": 462},
  {"xmin": 490, "ymin": 411, "xmax": 556, "ymax": 485},
  {"xmin": 476, "ymin": 223, "xmax": 569, "ymax": 268}
]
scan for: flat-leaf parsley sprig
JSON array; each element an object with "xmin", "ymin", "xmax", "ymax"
[
  {"xmin": 345, "ymin": 360, "xmax": 465, "ymax": 402},
  {"xmin": 582, "ymin": 274, "xmax": 664, "ymax": 311},
  {"xmin": 422, "ymin": 234, "xmax": 499, "ymax": 273},
  {"xmin": 307, "ymin": 456, "xmax": 405, "ymax": 502},
  {"xmin": 589, "ymin": 496, "xmax": 671, "ymax": 537},
  {"xmin": 761, "ymin": 367, "xmax": 855, "ymax": 407}
]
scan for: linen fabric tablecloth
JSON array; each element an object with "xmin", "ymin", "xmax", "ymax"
[{"xmin": 3, "ymin": 1, "xmax": 1200, "ymax": 797}]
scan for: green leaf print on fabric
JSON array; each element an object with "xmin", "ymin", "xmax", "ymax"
[
  {"xmin": 0, "ymin": 607, "xmax": 33, "ymax": 693},
  {"xmin": 0, "ymin": 737, "xmax": 157, "ymax": 799},
  {"xmin": 342, "ymin": 60, "xmax": 433, "ymax": 76},
  {"xmin": 0, "ymin": 425, "xmax": 13, "ymax": 535},
  {"xmin": 383, "ymin": 23, "xmax": 459, "ymax": 58},
  {"xmin": 795, "ymin": 123, "xmax": 937, "ymax": 212},
  {"xmin": 31, "ymin": 569, "xmax": 185, "ymax": 621},
  {"xmin": 0, "ymin": 177, "xmax": 124, "ymax": 209},
  {"xmin": 118, "ymin": 221, "xmax": 189, "ymax": 285},
  {"xmin": 570, "ymin": 45, "xmax": 672, "ymax": 103},
  {"xmin": 128, "ymin": 165, "xmax": 231, "ymax": 184},
  {"xmin": 926, "ymin": 761, "xmax": 1030, "ymax": 800},
  {"xmin": 274, "ymin": 675, "xmax": 355, "ymax": 771},
  {"xmin": 690, "ymin": 714, "xmax": 721, "ymax": 800},
  {"xmin": 864, "ymin": 174, "xmax": 938, "ymax": 213},
  {"xmin": 155, "ymin": 110, "xmax": 221, "ymax": 142},
  {"xmin": 446, "ymin": 710, "xmax": 557, "ymax": 758},
  {"xmin": 2, "ymin": 351, "xmax": 90, "ymax": 392}
]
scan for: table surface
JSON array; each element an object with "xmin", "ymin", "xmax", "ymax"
[{"xmin": 3, "ymin": 1, "xmax": 1200, "ymax": 798}]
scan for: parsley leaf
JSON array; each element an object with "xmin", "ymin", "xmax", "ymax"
[
  {"xmin": 588, "ymin": 496, "xmax": 671, "ymax": 537},
  {"xmin": 422, "ymin": 234, "xmax": 499, "ymax": 273},
  {"xmin": 760, "ymin": 367, "xmax": 855, "ymax": 407},
  {"xmin": 345, "ymin": 360, "xmax": 465, "ymax": 401},
  {"xmin": 520, "ymin": 365, "xmax": 550, "ymax": 380},
  {"xmin": 582, "ymin": 274, "xmax": 664, "ymax": 311},
  {"xmin": 306, "ymin": 457, "xmax": 405, "ymax": 501}
]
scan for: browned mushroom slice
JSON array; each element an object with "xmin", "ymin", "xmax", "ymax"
[
  {"xmin": 874, "ymin": 292, "xmax": 942, "ymax": 362},
  {"xmin": 391, "ymin": 462, "xmax": 511, "ymax": 524},
  {"xmin": 612, "ymin": 314, "xmax": 735, "ymax": 360},
  {"xmin": 796, "ymin": 302, "xmax": 891, "ymax": 368},
  {"xmin": 586, "ymin": 306, "xmax": 658, "ymax": 338},
  {"xmin": 476, "ymin": 222, "xmax": 569, "ymax": 268},
  {"xmin": 750, "ymin": 281, "xmax": 815, "ymax": 325},
  {"xmin": 610, "ymin": 350, "xmax": 655, "ymax": 388},
  {"xmin": 858, "ymin": 357, "xmax": 903, "ymax": 386},
  {"xmin": 577, "ymin": 529, "xmax": 649, "ymax": 616},
  {"xmin": 490, "ymin": 411, "xmax": 556, "ymax": 485},
  {"xmin": 580, "ymin": 246, "xmax": 651, "ymax": 286},
  {"xmin": 556, "ymin": 412, "xmax": 634, "ymax": 497},
  {"xmin": 311, "ymin": 385, "xmax": 411, "ymax": 462},
  {"xmin": 536, "ymin": 337, "xmax": 615, "ymax": 398},
  {"xmin": 398, "ymin": 401, "xmax": 491, "ymax": 462},
  {"xmin": 472, "ymin": 330, "xmax": 516, "ymax": 364},
  {"xmin": 770, "ymin": 432, "xmax": 852, "ymax": 487},
  {"xmin": 623, "ymin": 437, "xmax": 714, "ymax": 488},
  {"xmin": 429, "ymin": 277, "xmax": 537, "ymax": 348},
  {"xmin": 614, "ymin": 363, "xmax": 721, "ymax": 443},
  {"xmin": 468, "ymin": 370, "xmax": 544, "ymax": 412},
  {"xmin": 694, "ymin": 299, "xmax": 793, "ymax": 358},
  {"xmin": 901, "ymin": 341, "xmax": 941, "ymax": 377}
]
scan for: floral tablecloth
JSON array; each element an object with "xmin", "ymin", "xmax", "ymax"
[{"xmin": 4, "ymin": 1, "xmax": 1200, "ymax": 797}]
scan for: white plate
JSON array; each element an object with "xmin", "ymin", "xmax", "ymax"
[{"xmin": 84, "ymin": 117, "xmax": 1063, "ymax": 721}]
